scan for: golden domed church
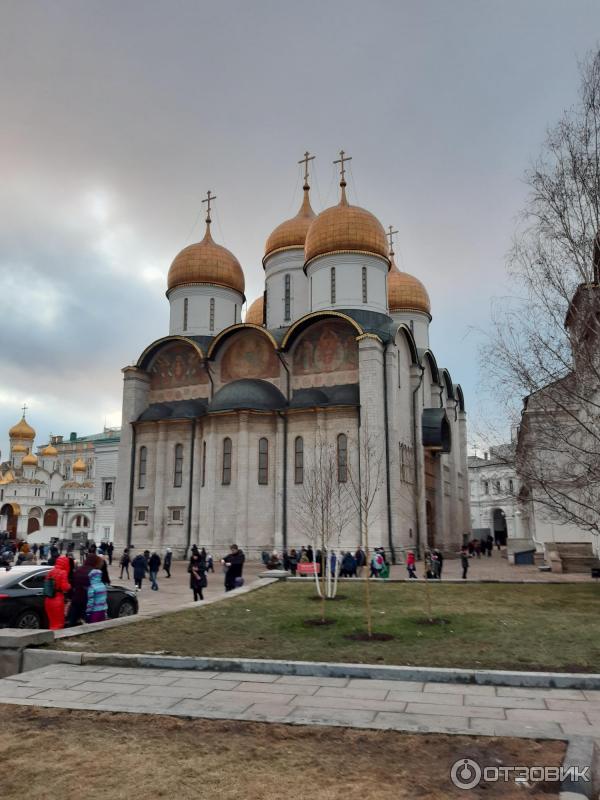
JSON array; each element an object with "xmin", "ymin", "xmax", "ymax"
[{"xmin": 115, "ymin": 153, "xmax": 471, "ymax": 558}]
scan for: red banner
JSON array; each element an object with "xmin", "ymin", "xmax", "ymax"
[{"xmin": 297, "ymin": 562, "xmax": 321, "ymax": 575}]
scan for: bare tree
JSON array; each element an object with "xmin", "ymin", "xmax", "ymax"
[
  {"xmin": 346, "ymin": 420, "xmax": 385, "ymax": 638},
  {"xmin": 291, "ymin": 436, "xmax": 353, "ymax": 621},
  {"xmin": 481, "ymin": 49, "xmax": 600, "ymax": 543}
]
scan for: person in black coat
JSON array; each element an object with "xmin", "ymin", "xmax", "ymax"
[
  {"xmin": 188, "ymin": 554, "xmax": 207, "ymax": 601},
  {"xmin": 163, "ymin": 548, "xmax": 172, "ymax": 578},
  {"xmin": 461, "ymin": 547, "xmax": 470, "ymax": 580},
  {"xmin": 132, "ymin": 551, "xmax": 149, "ymax": 590},
  {"xmin": 148, "ymin": 552, "xmax": 161, "ymax": 590},
  {"xmin": 222, "ymin": 544, "xmax": 245, "ymax": 592}
]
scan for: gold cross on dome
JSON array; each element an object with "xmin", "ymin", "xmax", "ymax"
[
  {"xmin": 387, "ymin": 225, "xmax": 399, "ymax": 255},
  {"xmin": 21, "ymin": 403, "xmax": 28, "ymax": 418},
  {"xmin": 202, "ymin": 190, "xmax": 217, "ymax": 223},
  {"xmin": 298, "ymin": 151, "xmax": 315, "ymax": 185},
  {"xmin": 333, "ymin": 150, "xmax": 352, "ymax": 185}
]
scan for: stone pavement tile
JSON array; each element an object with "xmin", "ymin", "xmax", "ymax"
[
  {"xmin": 72, "ymin": 681, "xmax": 146, "ymax": 694},
  {"xmin": 0, "ymin": 683, "xmax": 49, "ymax": 699},
  {"xmin": 464, "ymin": 694, "xmax": 545, "ymax": 710},
  {"xmin": 235, "ymin": 682, "xmax": 318, "ymax": 696},
  {"xmin": 424, "ymin": 682, "xmax": 496, "ymax": 696},
  {"xmin": 314, "ymin": 686, "xmax": 388, "ymax": 701},
  {"xmin": 404, "ymin": 702, "xmax": 505, "ymax": 720},
  {"xmin": 287, "ymin": 707, "xmax": 377, "ymax": 726},
  {"xmin": 172, "ymin": 697, "xmax": 253, "ymax": 715},
  {"xmin": 241, "ymin": 703, "xmax": 295, "ymax": 720},
  {"xmin": 559, "ymin": 721, "xmax": 600, "ymax": 737},
  {"xmin": 137, "ymin": 684, "xmax": 214, "ymax": 700},
  {"xmin": 159, "ymin": 670, "xmax": 218, "ymax": 679},
  {"xmin": 374, "ymin": 711, "xmax": 472, "ymax": 734},
  {"xmin": 205, "ymin": 689, "xmax": 297, "ymax": 705},
  {"xmin": 170, "ymin": 678, "xmax": 240, "ymax": 691},
  {"xmin": 506, "ymin": 708, "xmax": 588, "ymax": 724},
  {"xmin": 583, "ymin": 690, "xmax": 600, "ymax": 701},
  {"xmin": 388, "ymin": 689, "xmax": 463, "ymax": 705},
  {"xmin": 289, "ymin": 695, "xmax": 407, "ymax": 714},
  {"xmin": 7, "ymin": 677, "xmax": 94, "ymax": 691},
  {"xmin": 347, "ymin": 679, "xmax": 424, "ymax": 692},
  {"xmin": 469, "ymin": 718, "xmax": 564, "ymax": 739},
  {"xmin": 29, "ymin": 688, "xmax": 107, "ymax": 703},
  {"xmin": 496, "ymin": 687, "xmax": 585, "ymax": 700},
  {"xmin": 546, "ymin": 698, "xmax": 600, "ymax": 712},
  {"xmin": 95, "ymin": 693, "xmax": 179, "ymax": 710},
  {"xmin": 106, "ymin": 673, "xmax": 179, "ymax": 686},
  {"xmin": 274, "ymin": 675, "xmax": 349, "ymax": 688},
  {"xmin": 212, "ymin": 672, "xmax": 279, "ymax": 683}
]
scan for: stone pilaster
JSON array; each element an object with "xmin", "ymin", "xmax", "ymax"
[{"xmin": 152, "ymin": 423, "xmax": 168, "ymax": 550}]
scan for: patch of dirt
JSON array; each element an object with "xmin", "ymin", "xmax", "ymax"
[
  {"xmin": 0, "ymin": 705, "xmax": 565, "ymax": 799},
  {"xmin": 345, "ymin": 632, "xmax": 395, "ymax": 641},
  {"xmin": 303, "ymin": 618, "xmax": 337, "ymax": 627},
  {"xmin": 309, "ymin": 594, "xmax": 347, "ymax": 601}
]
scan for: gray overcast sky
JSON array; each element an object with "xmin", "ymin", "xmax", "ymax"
[{"xmin": 1, "ymin": 0, "xmax": 598, "ymax": 455}]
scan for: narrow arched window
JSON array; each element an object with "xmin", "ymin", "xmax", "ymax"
[
  {"xmin": 258, "ymin": 437, "xmax": 269, "ymax": 484},
  {"xmin": 183, "ymin": 298, "xmax": 188, "ymax": 331},
  {"xmin": 138, "ymin": 446, "xmax": 147, "ymax": 490},
  {"xmin": 284, "ymin": 274, "xmax": 291, "ymax": 321},
  {"xmin": 362, "ymin": 266, "xmax": 368, "ymax": 303},
  {"xmin": 234, "ymin": 303, "xmax": 238, "ymax": 323},
  {"xmin": 222, "ymin": 437, "xmax": 232, "ymax": 485},
  {"xmin": 210, "ymin": 298, "xmax": 215, "ymax": 332},
  {"xmin": 174, "ymin": 443, "xmax": 184, "ymax": 487},
  {"xmin": 294, "ymin": 436, "xmax": 304, "ymax": 484},
  {"xmin": 337, "ymin": 433, "xmax": 347, "ymax": 483},
  {"xmin": 330, "ymin": 267, "xmax": 336, "ymax": 304},
  {"xmin": 201, "ymin": 441, "xmax": 207, "ymax": 487}
]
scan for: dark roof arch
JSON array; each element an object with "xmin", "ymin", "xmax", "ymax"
[{"xmin": 209, "ymin": 379, "xmax": 286, "ymax": 413}]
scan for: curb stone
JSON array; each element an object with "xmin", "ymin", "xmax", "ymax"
[
  {"xmin": 20, "ymin": 650, "xmax": 600, "ymax": 690},
  {"xmin": 560, "ymin": 736, "xmax": 596, "ymax": 799}
]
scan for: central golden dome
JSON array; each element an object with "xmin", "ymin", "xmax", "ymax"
[
  {"xmin": 73, "ymin": 458, "xmax": 87, "ymax": 473},
  {"xmin": 22, "ymin": 453, "xmax": 38, "ymax": 467},
  {"xmin": 245, "ymin": 296, "xmax": 264, "ymax": 325},
  {"xmin": 305, "ymin": 184, "xmax": 389, "ymax": 266},
  {"xmin": 264, "ymin": 184, "xmax": 316, "ymax": 261},
  {"xmin": 9, "ymin": 416, "xmax": 35, "ymax": 440},
  {"xmin": 387, "ymin": 254, "xmax": 431, "ymax": 316},
  {"xmin": 167, "ymin": 222, "xmax": 245, "ymax": 297},
  {"xmin": 42, "ymin": 444, "xmax": 58, "ymax": 457}
]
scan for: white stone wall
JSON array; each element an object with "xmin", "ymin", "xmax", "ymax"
[
  {"xmin": 389, "ymin": 309, "xmax": 430, "ymax": 349},
  {"xmin": 169, "ymin": 284, "xmax": 243, "ymax": 337},
  {"xmin": 93, "ymin": 440, "xmax": 119, "ymax": 542},
  {"xmin": 307, "ymin": 253, "xmax": 389, "ymax": 315},
  {"xmin": 264, "ymin": 249, "xmax": 309, "ymax": 328}
]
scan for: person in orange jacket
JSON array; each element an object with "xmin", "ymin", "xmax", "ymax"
[{"xmin": 44, "ymin": 555, "xmax": 71, "ymax": 630}]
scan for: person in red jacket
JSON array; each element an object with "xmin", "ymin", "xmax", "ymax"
[{"xmin": 44, "ymin": 555, "xmax": 71, "ymax": 630}]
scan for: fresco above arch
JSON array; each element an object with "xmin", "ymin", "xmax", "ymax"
[
  {"xmin": 148, "ymin": 342, "xmax": 208, "ymax": 403},
  {"xmin": 220, "ymin": 331, "xmax": 279, "ymax": 382},
  {"xmin": 292, "ymin": 320, "xmax": 358, "ymax": 383}
]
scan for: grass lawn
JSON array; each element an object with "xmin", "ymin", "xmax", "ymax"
[
  {"xmin": 54, "ymin": 581, "xmax": 600, "ymax": 672},
  {"xmin": 0, "ymin": 705, "xmax": 565, "ymax": 799}
]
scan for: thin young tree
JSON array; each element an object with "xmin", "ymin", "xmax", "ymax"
[
  {"xmin": 481, "ymin": 49, "xmax": 600, "ymax": 546},
  {"xmin": 291, "ymin": 435, "xmax": 352, "ymax": 621},
  {"xmin": 345, "ymin": 421, "xmax": 385, "ymax": 638}
]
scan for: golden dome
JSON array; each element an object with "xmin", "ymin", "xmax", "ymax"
[
  {"xmin": 167, "ymin": 221, "xmax": 245, "ymax": 297},
  {"xmin": 9, "ymin": 416, "xmax": 35, "ymax": 440},
  {"xmin": 264, "ymin": 184, "xmax": 316, "ymax": 261},
  {"xmin": 245, "ymin": 296, "xmax": 264, "ymax": 325},
  {"xmin": 22, "ymin": 453, "xmax": 38, "ymax": 466},
  {"xmin": 42, "ymin": 444, "xmax": 58, "ymax": 457},
  {"xmin": 72, "ymin": 458, "xmax": 87, "ymax": 473},
  {"xmin": 387, "ymin": 254, "xmax": 431, "ymax": 316},
  {"xmin": 305, "ymin": 184, "xmax": 389, "ymax": 266},
  {"xmin": 0, "ymin": 470, "xmax": 15, "ymax": 485},
  {"xmin": 12, "ymin": 444, "xmax": 27, "ymax": 453}
]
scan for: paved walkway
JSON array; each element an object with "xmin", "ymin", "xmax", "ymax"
[{"xmin": 1, "ymin": 663, "xmax": 599, "ymax": 742}]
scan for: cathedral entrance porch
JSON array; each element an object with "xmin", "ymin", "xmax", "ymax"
[{"xmin": 0, "ymin": 503, "xmax": 19, "ymax": 539}]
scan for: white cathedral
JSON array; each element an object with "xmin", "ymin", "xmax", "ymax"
[{"xmin": 114, "ymin": 153, "xmax": 471, "ymax": 559}]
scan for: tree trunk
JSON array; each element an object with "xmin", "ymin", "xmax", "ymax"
[
  {"xmin": 320, "ymin": 547, "xmax": 326, "ymax": 623},
  {"xmin": 364, "ymin": 522, "xmax": 372, "ymax": 638}
]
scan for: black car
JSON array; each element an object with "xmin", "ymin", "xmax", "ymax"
[{"xmin": 0, "ymin": 565, "xmax": 138, "ymax": 628}]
